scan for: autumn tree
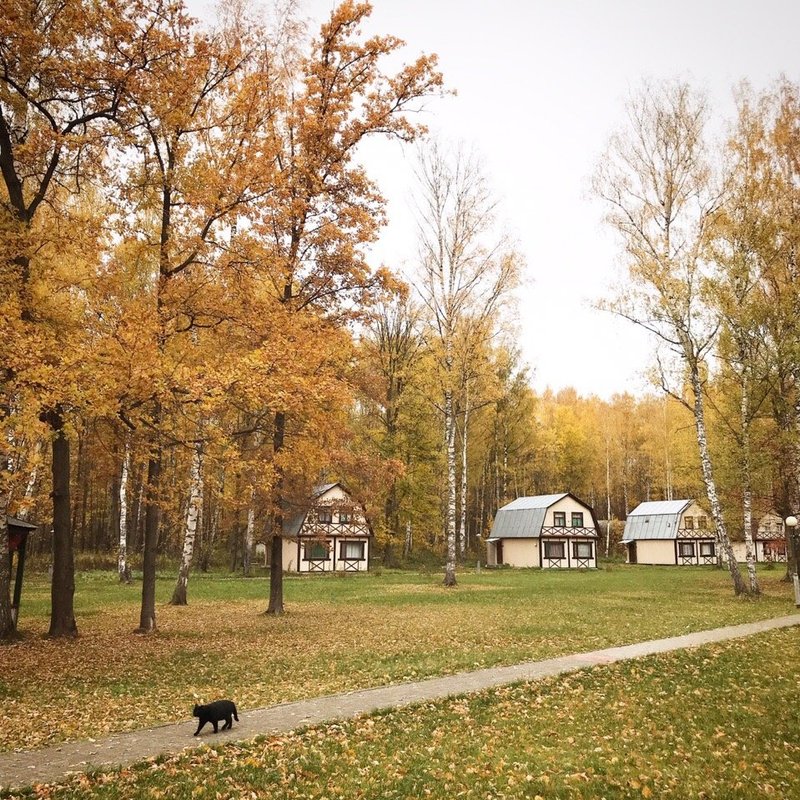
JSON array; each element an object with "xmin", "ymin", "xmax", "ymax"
[
  {"xmin": 414, "ymin": 141, "xmax": 519, "ymax": 586},
  {"xmin": 0, "ymin": 0, "xmax": 166, "ymax": 637},
  {"xmin": 721, "ymin": 80, "xmax": 800, "ymax": 580},
  {"xmin": 594, "ymin": 80, "xmax": 749, "ymax": 595},
  {"xmin": 244, "ymin": 1, "xmax": 444, "ymax": 613},
  {"xmin": 354, "ymin": 295, "xmax": 429, "ymax": 561},
  {"xmin": 108, "ymin": 1, "xmax": 281, "ymax": 628}
]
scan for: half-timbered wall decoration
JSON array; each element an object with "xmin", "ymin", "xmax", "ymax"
[
  {"xmin": 486, "ymin": 493, "xmax": 599, "ymax": 569},
  {"xmin": 754, "ymin": 510, "xmax": 788, "ymax": 563},
  {"xmin": 622, "ymin": 500, "xmax": 717, "ymax": 565},
  {"xmin": 280, "ymin": 483, "xmax": 372, "ymax": 573}
]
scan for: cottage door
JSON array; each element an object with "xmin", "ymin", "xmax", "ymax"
[
  {"xmin": 496, "ymin": 541, "xmax": 504, "ymax": 566},
  {"xmin": 628, "ymin": 542, "xmax": 637, "ymax": 564}
]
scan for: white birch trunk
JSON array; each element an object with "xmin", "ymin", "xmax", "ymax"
[
  {"xmin": 118, "ymin": 443, "xmax": 130, "ymax": 583},
  {"xmin": 444, "ymin": 386, "xmax": 457, "ymax": 586},
  {"xmin": 404, "ymin": 519, "xmax": 413, "ymax": 556},
  {"xmin": 244, "ymin": 497, "xmax": 255, "ymax": 576},
  {"xmin": 459, "ymin": 391, "xmax": 469, "ymax": 558},
  {"xmin": 18, "ymin": 441, "xmax": 41, "ymax": 520},
  {"xmin": 740, "ymin": 377, "xmax": 759, "ymax": 594},
  {"xmin": 663, "ymin": 400, "xmax": 673, "ymax": 501},
  {"xmin": 691, "ymin": 367, "xmax": 747, "ymax": 595},
  {"xmin": 170, "ymin": 444, "xmax": 203, "ymax": 605}
]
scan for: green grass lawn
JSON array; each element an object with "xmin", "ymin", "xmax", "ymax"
[
  {"xmin": 4, "ymin": 625, "xmax": 799, "ymax": 799},
  {"xmin": 0, "ymin": 564, "xmax": 796, "ymax": 759}
]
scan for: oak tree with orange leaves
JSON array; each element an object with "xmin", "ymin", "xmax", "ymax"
[{"xmin": 0, "ymin": 0, "xmax": 166, "ymax": 638}]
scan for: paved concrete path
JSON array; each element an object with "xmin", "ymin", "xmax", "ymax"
[{"xmin": 2, "ymin": 614, "xmax": 799, "ymax": 791}]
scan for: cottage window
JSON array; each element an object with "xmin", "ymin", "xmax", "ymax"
[
  {"xmin": 699, "ymin": 541, "xmax": 715, "ymax": 557},
  {"xmin": 317, "ymin": 509, "xmax": 333, "ymax": 524},
  {"xmin": 339, "ymin": 511, "xmax": 350, "ymax": 524},
  {"xmin": 571, "ymin": 512, "xmax": 584, "ymax": 528},
  {"xmin": 544, "ymin": 541, "xmax": 565, "ymax": 559},
  {"xmin": 553, "ymin": 512, "xmax": 566, "ymax": 527},
  {"xmin": 697, "ymin": 516, "xmax": 707, "ymax": 529},
  {"xmin": 764, "ymin": 540, "xmax": 786, "ymax": 559},
  {"xmin": 573, "ymin": 541, "xmax": 592, "ymax": 559},
  {"xmin": 340, "ymin": 541, "xmax": 365, "ymax": 560},
  {"xmin": 684, "ymin": 516, "xmax": 694, "ymax": 530},
  {"xmin": 305, "ymin": 542, "xmax": 329, "ymax": 561},
  {"xmin": 678, "ymin": 541, "xmax": 695, "ymax": 557}
]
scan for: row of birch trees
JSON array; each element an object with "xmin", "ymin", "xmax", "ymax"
[{"xmin": 594, "ymin": 77, "xmax": 800, "ymax": 596}]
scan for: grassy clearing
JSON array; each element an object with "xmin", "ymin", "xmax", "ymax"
[
  {"xmin": 5, "ymin": 626, "xmax": 799, "ymax": 799},
  {"xmin": 0, "ymin": 565, "xmax": 795, "ymax": 754}
]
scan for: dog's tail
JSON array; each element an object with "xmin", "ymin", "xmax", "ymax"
[{"xmin": 233, "ymin": 704, "xmax": 239, "ymax": 721}]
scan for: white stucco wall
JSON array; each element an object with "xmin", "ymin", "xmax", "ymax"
[
  {"xmin": 282, "ymin": 536, "xmax": 370, "ymax": 572},
  {"xmin": 632, "ymin": 539, "xmax": 676, "ymax": 565},
  {"xmin": 282, "ymin": 537, "xmax": 299, "ymax": 572},
  {"xmin": 502, "ymin": 538, "xmax": 540, "ymax": 568},
  {"xmin": 678, "ymin": 501, "xmax": 711, "ymax": 531}
]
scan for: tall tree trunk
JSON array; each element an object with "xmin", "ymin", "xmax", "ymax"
[
  {"xmin": 267, "ymin": 411, "xmax": 285, "ymax": 615},
  {"xmin": 137, "ymin": 433, "xmax": 162, "ymax": 633},
  {"xmin": 404, "ymin": 519, "xmax": 413, "ymax": 557},
  {"xmin": 171, "ymin": 444, "xmax": 203, "ymax": 605},
  {"xmin": 605, "ymin": 432, "xmax": 612, "ymax": 557},
  {"xmin": 118, "ymin": 442, "xmax": 130, "ymax": 583},
  {"xmin": 46, "ymin": 408, "xmax": 77, "ymax": 638},
  {"xmin": 243, "ymin": 497, "xmax": 254, "ymax": 577},
  {"xmin": 0, "ymin": 492, "xmax": 13, "ymax": 639},
  {"xmin": 690, "ymin": 367, "xmax": 748, "ymax": 596},
  {"xmin": 740, "ymin": 379, "xmax": 759, "ymax": 595},
  {"xmin": 459, "ymin": 391, "xmax": 469, "ymax": 558},
  {"xmin": 443, "ymin": 387, "xmax": 457, "ymax": 587}
]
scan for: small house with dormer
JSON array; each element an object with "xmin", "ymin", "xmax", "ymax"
[
  {"xmin": 281, "ymin": 483, "xmax": 372, "ymax": 573},
  {"xmin": 622, "ymin": 499, "xmax": 716, "ymax": 565},
  {"xmin": 486, "ymin": 493, "xmax": 599, "ymax": 569}
]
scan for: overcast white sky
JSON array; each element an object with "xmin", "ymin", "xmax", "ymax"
[{"xmin": 194, "ymin": 0, "xmax": 800, "ymax": 398}]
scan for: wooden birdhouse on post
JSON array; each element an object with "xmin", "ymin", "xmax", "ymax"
[{"xmin": 7, "ymin": 516, "xmax": 36, "ymax": 627}]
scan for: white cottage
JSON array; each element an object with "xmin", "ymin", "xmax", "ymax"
[
  {"xmin": 281, "ymin": 483, "xmax": 372, "ymax": 573},
  {"xmin": 486, "ymin": 493, "xmax": 599, "ymax": 569},
  {"xmin": 753, "ymin": 510, "xmax": 788, "ymax": 562},
  {"xmin": 622, "ymin": 499, "xmax": 716, "ymax": 565},
  {"xmin": 729, "ymin": 510, "xmax": 789, "ymax": 563}
]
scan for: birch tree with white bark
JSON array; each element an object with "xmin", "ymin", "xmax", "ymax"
[
  {"xmin": 118, "ymin": 441, "xmax": 131, "ymax": 583},
  {"xmin": 594, "ymin": 79, "xmax": 750, "ymax": 596},
  {"xmin": 414, "ymin": 141, "xmax": 519, "ymax": 586},
  {"xmin": 170, "ymin": 442, "xmax": 204, "ymax": 606}
]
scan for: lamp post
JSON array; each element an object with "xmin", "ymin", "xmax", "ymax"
[{"xmin": 784, "ymin": 515, "xmax": 800, "ymax": 608}]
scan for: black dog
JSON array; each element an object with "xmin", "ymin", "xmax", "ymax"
[{"xmin": 193, "ymin": 699, "xmax": 239, "ymax": 736}]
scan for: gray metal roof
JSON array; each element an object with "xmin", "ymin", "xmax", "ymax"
[
  {"xmin": 627, "ymin": 500, "xmax": 692, "ymax": 517},
  {"xmin": 622, "ymin": 499, "xmax": 692, "ymax": 542},
  {"xmin": 491, "ymin": 494, "xmax": 568, "ymax": 539}
]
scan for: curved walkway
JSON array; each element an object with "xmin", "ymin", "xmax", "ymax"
[{"xmin": 2, "ymin": 613, "xmax": 799, "ymax": 791}]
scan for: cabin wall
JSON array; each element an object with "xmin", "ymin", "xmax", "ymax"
[
  {"xmin": 631, "ymin": 540, "xmax": 676, "ymax": 565},
  {"xmin": 501, "ymin": 538, "xmax": 540, "ymax": 568},
  {"xmin": 283, "ymin": 536, "xmax": 370, "ymax": 573}
]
